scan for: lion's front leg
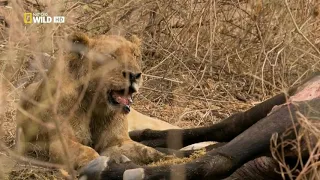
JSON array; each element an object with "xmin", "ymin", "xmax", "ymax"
[
  {"xmin": 101, "ymin": 140, "xmax": 165, "ymax": 165},
  {"xmin": 49, "ymin": 138, "xmax": 99, "ymax": 170}
]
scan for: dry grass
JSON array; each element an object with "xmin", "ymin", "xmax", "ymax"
[
  {"xmin": 0, "ymin": 0, "xmax": 319, "ymax": 179},
  {"xmin": 148, "ymin": 149, "xmax": 206, "ymax": 167}
]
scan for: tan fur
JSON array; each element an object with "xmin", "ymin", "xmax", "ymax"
[
  {"xmin": 16, "ymin": 32, "xmax": 164, "ymax": 170},
  {"xmin": 127, "ymin": 108, "xmax": 181, "ymax": 131}
]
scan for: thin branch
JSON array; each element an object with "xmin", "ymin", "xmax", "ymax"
[{"xmin": 284, "ymin": 0, "xmax": 320, "ymax": 56}]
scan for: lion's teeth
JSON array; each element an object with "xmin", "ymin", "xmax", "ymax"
[{"xmin": 128, "ymin": 97, "xmax": 133, "ymax": 103}]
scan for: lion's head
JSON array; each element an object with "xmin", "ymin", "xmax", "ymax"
[{"xmin": 66, "ymin": 32, "xmax": 143, "ymax": 114}]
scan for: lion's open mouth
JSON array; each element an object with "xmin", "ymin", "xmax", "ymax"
[{"xmin": 108, "ymin": 88, "xmax": 134, "ymax": 114}]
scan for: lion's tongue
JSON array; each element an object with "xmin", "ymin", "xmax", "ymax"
[{"xmin": 113, "ymin": 93, "xmax": 132, "ymax": 106}]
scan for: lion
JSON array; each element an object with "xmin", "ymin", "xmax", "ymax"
[
  {"xmin": 127, "ymin": 108, "xmax": 180, "ymax": 131},
  {"xmin": 15, "ymin": 32, "xmax": 168, "ymax": 172}
]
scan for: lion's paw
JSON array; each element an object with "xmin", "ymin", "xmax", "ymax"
[{"xmin": 127, "ymin": 143, "xmax": 165, "ymax": 164}]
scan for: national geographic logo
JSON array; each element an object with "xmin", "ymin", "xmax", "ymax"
[
  {"xmin": 24, "ymin": 13, "xmax": 32, "ymax": 24},
  {"xmin": 23, "ymin": 12, "xmax": 65, "ymax": 24}
]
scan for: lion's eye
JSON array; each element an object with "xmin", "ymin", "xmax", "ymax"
[
  {"xmin": 94, "ymin": 53, "xmax": 116, "ymax": 64},
  {"xmin": 110, "ymin": 54, "xmax": 117, "ymax": 59}
]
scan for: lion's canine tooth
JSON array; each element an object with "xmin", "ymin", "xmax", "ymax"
[{"xmin": 128, "ymin": 97, "xmax": 133, "ymax": 103}]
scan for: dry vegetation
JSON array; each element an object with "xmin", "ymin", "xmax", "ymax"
[{"xmin": 0, "ymin": 0, "xmax": 319, "ymax": 179}]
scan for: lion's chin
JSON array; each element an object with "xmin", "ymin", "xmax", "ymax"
[{"xmin": 107, "ymin": 88, "xmax": 134, "ymax": 114}]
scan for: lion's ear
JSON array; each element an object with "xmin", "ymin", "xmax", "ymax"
[
  {"xmin": 127, "ymin": 35, "xmax": 141, "ymax": 47},
  {"xmin": 67, "ymin": 32, "xmax": 90, "ymax": 55}
]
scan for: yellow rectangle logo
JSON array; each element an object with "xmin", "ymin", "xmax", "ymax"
[{"xmin": 24, "ymin": 13, "xmax": 32, "ymax": 24}]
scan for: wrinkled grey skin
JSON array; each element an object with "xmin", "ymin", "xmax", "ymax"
[{"xmin": 81, "ymin": 72, "xmax": 320, "ymax": 180}]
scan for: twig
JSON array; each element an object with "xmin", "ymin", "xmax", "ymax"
[
  {"xmin": 284, "ymin": 0, "xmax": 320, "ymax": 56},
  {"xmin": 141, "ymin": 87, "xmax": 248, "ymax": 105},
  {"xmin": 0, "ymin": 142, "xmax": 64, "ymax": 170},
  {"xmin": 143, "ymin": 73, "xmax": 183, "ymax": 84}
]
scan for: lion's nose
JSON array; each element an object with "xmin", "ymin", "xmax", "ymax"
[{"xmin": 122, "ymin": 71, "xmax": 142, "ymax": 82}]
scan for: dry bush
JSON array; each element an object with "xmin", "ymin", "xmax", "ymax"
[
  {"xmin": 271, "ymin": 110, "xmax": 320, "ymax": 180},
  {"xmin": 0, "ymin": 0, "xmax": 319, "ymax": 179}
]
